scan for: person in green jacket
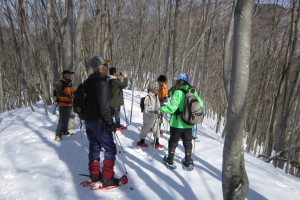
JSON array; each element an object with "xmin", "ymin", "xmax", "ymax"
[
  {"xmin": 108, "ymin": 67, "xmax": 128, "ymax": 131},
  {"xmin": 160, "ymin": 73, "xmax": 205, "ymax": 168}
]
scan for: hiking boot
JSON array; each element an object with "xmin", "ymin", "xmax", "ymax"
[
  {"xmin": 89, "ymin": 161, "xmax": 101, "ymax": 182},
  {"xmin": 182, "ymin": 158, "xmax": 194, "ymax": 168},
  {"xmin": 165, "ymin": 148, "xmax": 175, "ymax": 165},
  {"xmin": 164, "ymin": 156, "xmax": 174, "ymax": 165},
  {"xmin": 63, "ymin": 131, "xmax": 73, "ymax": 136},
  {"xmin": 101, "ymin": 177, "xmax": 119, "ymax": 187},
  {"xmin": 137, "ymin": 139, "xmax": 148, "ymax": 147},
  {"xmin": 55, "ymin": 136, "xmax": 62, "ymax": 141},
  {"xmin": 163, "ymin": 156, "xmax": 176, "ymax": 169}
]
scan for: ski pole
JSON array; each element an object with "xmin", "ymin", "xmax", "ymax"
[
  {"xmin": 112, "ymin": 132, "xmax": 134, "ymax": 190},
  {"xmin": 122, "ymin": 105, "xmax": 128, "ymax": 126},
  {"xmin": 151, "ymin": 114, "xmax": 161, "ymax": 159},
  {"xmin": 193, "ymin": 125, "xmax": 198, "ymax": 154},
  {"xmin": 113, "ymin": 131, "xmax": 126, "ymax": 153}
]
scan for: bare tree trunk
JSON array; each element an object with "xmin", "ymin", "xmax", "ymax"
[
  {"xmin": 0, "ymin": 60, "xmax": 3, "ymax": 112},
  {"xmin": 222, "ymin": 1, "xmax": 253, "ymax": 199},
  {"xmin": 129, "ymin": 4, "xmax": 146, "ymax": 122},
  {"xmin": 73, "ymin": 0, "xmax": 87, "ymax": 88},
  {"xmin": 0, "ymin": 26, "xmax": 4, "ymax": 112},
  {"xmin": 286, "ymin": 78, "xmax": 300, "ymax": 173},
  {"xmin": 102, "ymin": 0, "xmax": 110, "ymax": 57},
  {"xmin": 46, "ymin": 0, "xmax": 60, "ymax": 82},
  {"xmin": 172, "ymin": 0, "xmax": 181, "ymax": 78},
  {"xmin": 180, "ymin": 0, "xmax": 193, "ymax": 72},
  {"xmin": 92, "ymin": 0, "xmax": 103, "ymax": 56},
  {"xmin": 164, "ymin": 0, "xmax": 173, "ymax": 82},
  {"xmin": 223, "ymin": 0, "xmax": 236, "ymax": 102},
  {"xmin": 274, "ymin": 0, "xmax": 299, "ymax": 168},
  {"xmin": 64, "ymin": 0, "xmax": 74, "ymax": 70}
]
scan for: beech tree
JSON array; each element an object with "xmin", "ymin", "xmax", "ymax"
[{"xmin": 222, "ymin": 0, "xmax": 253, "ymax": 199}]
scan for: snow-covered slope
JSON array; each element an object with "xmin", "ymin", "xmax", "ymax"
[{"xmin": 0, "ymin": 90, "xmax": 299, "ymax": 200}]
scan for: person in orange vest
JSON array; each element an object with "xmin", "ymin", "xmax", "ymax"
[
  {"xmin": 157, "ymin": 75, "xmax": 168, "ymax": 105},
  {"xmin": 54, "ymin": 70, "xmax": 74, "ymax": 141},
  {"xmin": 157, "ymin": 75, "xmax": 168, "ymax": 135}
]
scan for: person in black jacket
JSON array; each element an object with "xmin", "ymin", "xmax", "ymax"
[
  {"xmin": 108, "ymin": 67, "xmax": 128, "ymax": 131},
  {"xmin": 84, "ymin": 55, "xmax": 119, "ymax": 187}
]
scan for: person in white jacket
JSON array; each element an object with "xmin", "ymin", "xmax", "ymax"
[{"xmin": 137, "ymin": 81, "xmax": 163, "ymax": 148}]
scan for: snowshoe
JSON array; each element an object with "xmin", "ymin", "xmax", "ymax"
[
  {"xmin": 163, "ymin": 156, "xmax": 176, "ymax": 169},
  {"xmin": 137, "ymin": 139, "xmax": 148, "ymax": 147},
  {"xmin": 55, "ymin": 136, "xmax": 62, "ymax": 141},
  {"xmin": 80, "ymin": 174, "xmax": 128, "ymax": 190},
  {"xmin": 181, "ymin": 158, "xmax": 194, "ymax": 171},
  {"xmin": 116, "ymin": 125, "xmax": 128, "ymax": 131},
  {"xmin": 63, "ymin": 131, "xmax": 73, "ymax": 136},
  {"xmin": 151, "ymin": 142, "xmax": 163, "ymax": 149}
]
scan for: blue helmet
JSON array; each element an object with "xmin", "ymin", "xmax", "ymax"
[{"xmin": 173, "ymin": 73, "xmax": 190, "ymax": 83}]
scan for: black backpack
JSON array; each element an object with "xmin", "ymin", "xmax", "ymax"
[
  {"xmin": 73, "ymin": 78, "xmax": 99, "ymax": 120},
  {"xmin": 140, "ymin": 95, "xmax": 150, "ymax": 112}
]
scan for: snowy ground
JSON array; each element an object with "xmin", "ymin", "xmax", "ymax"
[{"xmin": 0, "ymin": 90, "xmax": 299, "ymax": 200}]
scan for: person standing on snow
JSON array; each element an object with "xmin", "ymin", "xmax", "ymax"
[
  {"xmin": 137, "ymin": 81, "xmax": 163, "ymax": 148},
  {"xmin": 84, "ymin": 55, "xmax": 119, "ymax": 187},
  {"xmin": 157, "ymin": 75, "xmax": 169, "ymax": 135},
  {"xmin": 54, "ymin": 70, "xmax": 74, "ymax": 141},
  {"xmin": 157, "ymin": 75, "xmax": 168, "ymax": 106},
  {"xmin": 160, "ymin": 73, "xmax": 205, "ymax": 168},
  {"xmin": 108, "ymin": 67, "xmax": 128, "ymax": 131}
]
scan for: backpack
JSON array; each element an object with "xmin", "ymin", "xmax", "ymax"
[
  {"xmin": 140, "ymin": 95, "xmax": 150, "ymax": 112},
  {"xmin": 73, "ymin": 78, "xmax": 99, "ymax": 120},
  {"xmin": 178, "ymin": 88, "xmax": 203, "ymax": 125},
  {"xmin": 53, "ymin": 89, "xmax": 58, "ymax": 103},
  {"xmin": 53, "ymin": 80, "xmax": 68, "ymax": 103}
]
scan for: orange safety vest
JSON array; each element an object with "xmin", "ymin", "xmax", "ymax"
[
  {"xmin": 57, "ymin": 79, "xmax": 74, "ymax": 107},
  {"xmin": 157, "ymin": 83, "xmax": 168, "ymax": 101}
]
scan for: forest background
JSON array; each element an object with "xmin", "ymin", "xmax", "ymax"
[{"xmin": 0, "ymin": 0, "xmax": 299, "ymax": 190}]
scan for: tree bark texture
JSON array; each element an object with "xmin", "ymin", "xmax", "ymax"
[{"xmin": 222, "ymin": 1, "xmax": 253, "ymax": 199}]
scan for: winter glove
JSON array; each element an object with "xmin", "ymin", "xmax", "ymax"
[
  {"xmin": 163, "ymin": 96, "xmax": 168, "ymax": 102},
  {"xmin": 53, "ymin": 96, "xmax": 57, "ymax": 103},
  {"xmin": 107, "ymin": 122, "xmax": 117, "ymax": 133}
]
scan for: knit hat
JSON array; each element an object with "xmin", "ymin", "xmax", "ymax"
[
  {"xmin": 173, "ymin": 73, "xmax": 190, "ymax": 83},
  {"xmin": 148, "ymin": 81, "xmax": 160, "ymax": 93},
  {"xmin": 62, "ymin": 69, "xmax": 74, "ymax": 75},
  {"xmin": 157, "ymin": 75, "xmax": 167, "ymax": 82},
  {"xmin": 89, "ymin": 55, "xmax": 110, "ymax": 72}
]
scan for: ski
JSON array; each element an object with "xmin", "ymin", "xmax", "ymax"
[
  {"xmin": 163, "ymin": 156, "xmax": 177, "ymax": 169},
  {"xmin": 80, "ymin": 174, "xmax": 128, "ymax": 190}
]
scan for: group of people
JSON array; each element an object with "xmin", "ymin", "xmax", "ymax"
[{"xmin": 53, "ymin": 54, "xmax": 205, "ymax": 187}]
